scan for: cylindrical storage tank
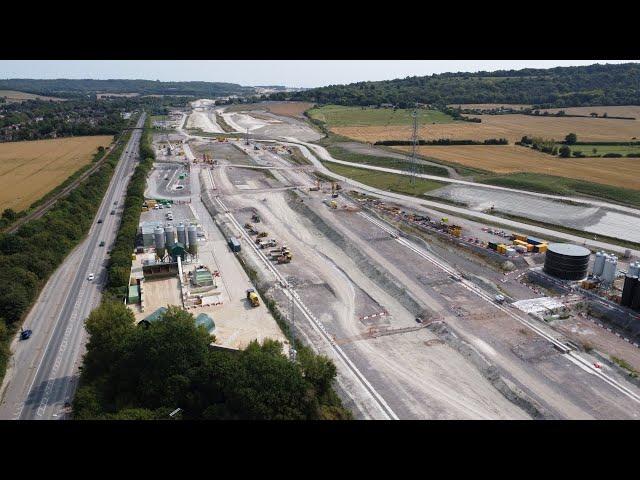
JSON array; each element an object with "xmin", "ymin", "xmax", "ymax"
[
  {"xmin": 631, "ymin": 280, "xmax": 640, "ymax": 311},
  {"xmin": 593, "ymin": 251, "xmax": 605, "ymax": 276},
  {"xmin": 629, "ymin": 261, "xmax": 640, "ymax": 278},
  {"xmin": 621, "ymin": 275, "xmax": 638, "ymax": 307},
  {"xmin": 187, "ymin": 224, "xmax": 198, "ymax": 250},
  {"xmin": 177, "ymin": 222, "xmax": 187, "ymax": 245},
  {"xmin": 602, "ymin": 257, "xmax": 617, "ymax": 284},
  {"xmin": 154, "ymin": 226, "xmax": 165, "ymax": 251},
  {"xmin": 543, "ymin": 243, "xmax": 590, "ymax": 281},
  {"xmin": 165, "ymin": 225, "xmax": 176, "ymax": 248}
]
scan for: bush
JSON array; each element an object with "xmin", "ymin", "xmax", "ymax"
[{"xmin": 602, "ymin": 153, "xmax": 623, "ymax": 158}]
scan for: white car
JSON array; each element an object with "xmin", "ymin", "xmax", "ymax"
[{"xmin": 88, "ymin": 273, "xmax": 95, "ymax": 281}]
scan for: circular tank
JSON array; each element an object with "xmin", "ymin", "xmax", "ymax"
[
  {"xmin": 593, "ymin": 251, "xmax": 605, "ymax": 276},
  {"xmin": 154, "ymin": 226, "xmax": 165, "ymax": 251},
  {"xmin": 543, "ymin": 243, "xmax": 590, "ymax": 280},
  {"xmin": 164, "ymin": 225, "xmax": 176, "ymax": 248},
  {"xmin": 187, "ymin": 224, "xmax": 198, "ymax": 249},
  {"xmin": 177, "ymin": 222, "xmax": 187, "ymax": 245}
]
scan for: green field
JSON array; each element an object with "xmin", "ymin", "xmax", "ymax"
[
  {"xmin": 326, "ymin": 145, "xmax": 450, "ymax": 177},
  {"xmin": 308, "ymin": 105, "xmax": 455, "ymax": 127},
  {"xmin": 554, "ymin": 144, "xmax": 640, "ymax": 156},
  {"xmin": 321, "ymin": 162, "xmax": 445, "ymax": 197},
  {"xmin": 478, "ymin": 172, "xmax": 640, "ymax": 208}
]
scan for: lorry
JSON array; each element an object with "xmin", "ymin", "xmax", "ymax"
[{"xmin": 246, "ymin": 288, "xmax": 260, "ymax": 307}]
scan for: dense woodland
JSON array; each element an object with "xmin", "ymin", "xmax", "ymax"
[
  {"xmin": 73, "ymin": 303, "xmax": 350, "ymax": 420},
  {"xmin": 271, "ymin": 63, "xmax": 640, "ymax": 108},
  {"xmin": 0, "ymin": 79, "xmax": 254, "ymax": 99}
]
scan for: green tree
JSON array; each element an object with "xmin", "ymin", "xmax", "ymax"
[
  {"xmin": 559, "ymin": 145, "xmax": 571, "ymax": 157},
  {"xmin": 565, "ymin": 133, "xmax": 577, "ymax": 144}
]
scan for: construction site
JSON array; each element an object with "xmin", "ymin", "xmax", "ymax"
[{"xmin": 120, "ymin": 103, "xmax": 640, "ymax": 419}]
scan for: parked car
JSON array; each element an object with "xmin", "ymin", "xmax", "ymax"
[
  {"xmin": 88, "ymin": 273, "xmax": 94, "ymax": 281},
  {"xmin": 99, "ymin": 241, "xmax": 105, "ymax": 247},
  {"xmin": 20, "ymin": 328, "xmax": 32, "ymax": 340}
]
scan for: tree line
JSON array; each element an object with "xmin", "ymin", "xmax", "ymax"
[
  {"xmin": 271, "ymin": 63, "xmax": 640, "ymax": 109},
  {"xmin": 74, "ymin": 303, "xmax": 351, "ymax": 420}
]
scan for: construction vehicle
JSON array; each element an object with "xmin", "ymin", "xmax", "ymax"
[
  {"xmin": 330, "ymin": 201, "xmax": 337, "ymax": 209},
  {"xmin": 277, "ymin": 254, "xmax": 292, "ymax": 264},
  {"xmin": 252, "ymin": 212, "xmax": 261, "ymax": 223},
  {"xmin": 246, "ymin": 288, "xmax": 260, "ymax": 307},
  {"xmin": 257, "ymin": 231, "xmax": 268, "ymax": 238}
]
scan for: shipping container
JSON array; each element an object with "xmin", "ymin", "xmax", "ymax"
[
  {"xmin": 514, "ymin": 233, "xmax": 527, "ymax": 242},
  {"xmin": 488, "ymin": 242, "xmax": 498, "ymax": 250},
  {"xmin": 537, "ymin": 244, "xmax": 548, "ymax": 253},
  {"xmin": 513, "ymin": 239, "xmax": 528, "ymax": 247},
  {"xmin": 527, "ymin": 236, "xmax": 545, "ymax": 246}
]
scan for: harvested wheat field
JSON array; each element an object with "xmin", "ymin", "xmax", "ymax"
[
  {"xmin": 540, "ymin": 105, "xmax": 640, "ymax": 119},
  {"xmin": 0, "ymin": 89, "xmax": 65, "ymax": 103},
  {"xmin": 333, "ymin": 114, "xmax": 640, "ymax": 144},
  {"xmin": 394, "ymin": 145, "xmax": 640, "ymax": 190},
  {"xmin": 448, "ymin": 103, "xmax": 531, "ymax": 110},
  {"xmin": 0, "ymin": 135, "xmax": 113, "ymax": 212}
]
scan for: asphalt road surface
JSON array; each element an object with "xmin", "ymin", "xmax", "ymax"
[{"xmin": 0, "ymin": 113, "xmax": 145, "ymax": 420}]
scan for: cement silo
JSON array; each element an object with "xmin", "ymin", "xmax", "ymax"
[
  {"xmin": 593, "ymin": 251, "xmax": 605, "ymax": 276},
  {"xmin": 177, "ymin": 222, "xmax": 187, "ymax": 246},
  {"xmin": 543, "ymin": 243, "xmax": 590, "ymax": 280},
  {"xmin": 154, "ymin": 226, "xmax": 165, "ymax": 254},
  {"xmin": 187, "ymin": 224, "xmax": 198, "ymax": 254},
  {"xmin": 602, "ymin": 256, "xmax": 618, "ymax": 284},
  {"xmin": 628, "ymin": 261, "xmax": 640, "ymax": 278},
  {"xmin": 165, "ymin": 225, "xmax": 176, "ymax": 249}
]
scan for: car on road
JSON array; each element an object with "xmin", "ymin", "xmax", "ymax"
[
  {"xmin": 97, "ymin": 219, "xmax": 103, "ymax": 224},
  {"xmin": 20, "ymin": 329, "xmax": 32, "ymax": 341},
  {"xmin": 113, "ymin": 201, "xmax": 117, "ymax": 206},
  {"xmin": 88, "ymin": 273, "xmax": 94, "ymax": 281},
  {"xmin": 110, "ymin": 210, "xmax": 116, "ymax": 215},
  {"xmin": 99, "ymin": 241, "xmax": 105, "ymax": 247}
]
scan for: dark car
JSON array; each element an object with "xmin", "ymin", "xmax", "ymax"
[
  {"xmin": 110, "ymin": 210, "xmax": 115, "ymax": 215},
  {"xmin": 20, "ymin": 329, "xmax": 32, "ymax": 340},
  {"xmin": 99, "ymin": 241, "xmax": 105, "ymax": 247},
  {"xmin": 97, "ymin": 219, "xmax": 103, "ymax": 224}
]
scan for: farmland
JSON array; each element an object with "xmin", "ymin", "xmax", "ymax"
[
  {"xmin": 540, "ymin": 105, "xmax": 640, "ymax": 119},
  {"xmin": 308, "ymin": 105, "xmax": 456, "ymax": 127},
  {"xmin": 332, "ymin": 113, "xmax": 640, "ymax": 144},
  {"xmin": 554, "ymin": 144, "xmax": 640, "ymax": 156},
  {"xmin": 0, "ymin": 135, "xmax": 113, "ymax": 211},
  {"xmin": 0, "ymin": 90, "xmax": 65, "ymax": 103},
  {"xmin": 448, "ymin": 103, "xmax": 532, "ymax": 110},
  {"xmin": 394, "ymin": 144, "xmax": 640, "ymax": 190}
]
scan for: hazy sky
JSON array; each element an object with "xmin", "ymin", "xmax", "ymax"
[{"xmin": 0, "ymin": 60, "xmax": 636, "ymax": 88}]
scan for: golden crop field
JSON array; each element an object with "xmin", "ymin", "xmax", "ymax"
[
  {"xmin": 0, "ymin": 135, "xmax": 113, "ymax": 212},
  {"xmin": 0, "ymin": 90, "xmax": 64, "ymax": 103},
  {"xmin": 447, "ymin": 103, "xmax": 531, "ymax": 110},
  {"xmin": 265, "ymin": 101, "xmax": 314, "ymax": 118},
  {"xmin": 333, "ymin": 113, "xmax": 640, "ymax": 144},
  {"xmin": 540, "ymin": 105, "xmax": 640, "ymax": 119},
  {"xmin": 394, "ymin": 145, "xmax": 640, "ymax": 190}
]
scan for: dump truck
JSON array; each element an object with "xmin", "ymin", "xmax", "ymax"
[
  {"xmin": 277, "ymin": 255, "xmax": 292, "ymax": 264},
  {"xmin": 246, "ymin": 288, "xmax": 260, "ymax": 307}
]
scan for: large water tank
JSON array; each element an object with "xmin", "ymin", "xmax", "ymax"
[
  {"xmin": 621, "ymin": 275, "xmax": 638, "ymax": 307},
  {"xmin": 628, "ymin": 261, "xmax": 640, "ymax": 278},
  {"xmin": 165, "ymin": 225, "xmax": 176, "ymax": 248},
  {"xmin": 154, "ymin": 226, "xmax": 165, "ymax": 251},
  {"xmin": 177, "ymin": 222, "xmax": 187, "ymax": 245},
  {"xmin": 543, "ymin": 243, "xmax": 590, "ymax": 280},
  {"xmin": 602, "ymin": 256, "xmax": 618, "ymax": 284},
  {"xmin": 593, "ymin": 251, "xmax": 605, "ymax": 276},
  {"xmin": 187, "ymin": 224, "xmax": 198, "ymax": 250}
]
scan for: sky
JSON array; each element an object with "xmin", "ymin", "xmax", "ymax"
[{"xmin": 0, "ymin": 60, "xmax": 636, "ymax": 88}]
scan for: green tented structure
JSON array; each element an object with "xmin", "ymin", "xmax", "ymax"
[
  {"xmin": 195, "ymin": 313, "xmax": 215, "ymax": 334},
  {"xmin": 127, "ymin": 285, "xmax": 140, "ymax": 304}
]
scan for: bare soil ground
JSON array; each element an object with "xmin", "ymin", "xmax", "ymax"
[{"xmin": 0, "ymin": 135, "xmax": 113, "ymax": 211}]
